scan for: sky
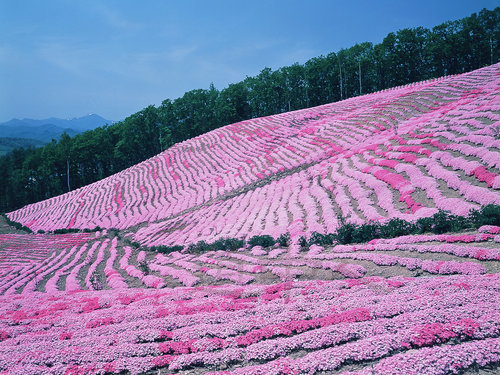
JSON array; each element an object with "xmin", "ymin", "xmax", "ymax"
[{"xmin": 0, "ymin": 0, "xmax": 497, "ymax": 123}]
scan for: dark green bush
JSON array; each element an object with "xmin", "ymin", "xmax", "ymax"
[
  {"xmin": 248, "ymin": 235, "xmax": 275, "ymax": 248},
  {"xmin": 429, "ymin": 210, "xmax": 454, "ymax": 234},
  {"xmin": 187, "ymin": 240, "xmax": 211, "ymax": 253},
  {"xmin": 298, "ymin": 236, "xmax": 309, "ymax": 250},
  {"xmin": 308, "ymin": 231, "xmax": 335, "ymax": 246},
  {"xmin": 470, "ymin": 204, "xmax": 500, "ymax": 227},
  {"xmin": 37, "ymin": 229, "xmax": 45, "ymax": 234},
  {"xmin": 212, "ymin": 237, "xmax": 245, "ymax": 251},
  {"xmin": 53, "ymin": 228, "xmax": 81, "ymax": 234},
  {"xmin": 379, "ymin": 218, "xmax": 415, "ymax": 238},
  {"xmin": 277, "ymin": 233, "xmax": 291, "ymax": 247},
  {"xmin": 1, "ymin": 213, "xmax": 33, "ymax": 233},
  {"xmin": 352, "ymin": 223, "xmax": 381, "ymax": 243},
  {"xmin": 415, "ymin": 216, "xmax": 434, "ymax": 234},
  {"xmin": 334, "ymin": 222, "xmax": 358, "ymax": 244},
  {"xmin": 150, "ymin": 245, "xmax": 184, "ymax": 254}
]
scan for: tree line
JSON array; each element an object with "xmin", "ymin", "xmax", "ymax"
[{"xmin": 0, "ymin": 7, "xmax": 498, "ymax": 213}]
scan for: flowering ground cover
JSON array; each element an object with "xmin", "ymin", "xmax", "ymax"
[
  {"xmin": 6, "ymin": 64, "xmax": 500, "ymax": 247},
  {"xmin": 0, "ymin": 64, "xmax": 499, "ymax": 373},
  {"xmin": 0, "ymin": 270, "xmax": 499, "ymax": 374}
]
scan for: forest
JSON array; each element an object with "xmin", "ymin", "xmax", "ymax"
[{"xmin": 0, "ymin": 7, "xmax": 498, "ymax": 213}]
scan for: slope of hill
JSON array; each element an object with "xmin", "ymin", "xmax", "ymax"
[
  {"xmin": 8, "ymin": 63, "xmax": 500, "ymax": 248},
  {"xmin": 1, "ymin": 64, "xmax": 500, "ymax": 374}
]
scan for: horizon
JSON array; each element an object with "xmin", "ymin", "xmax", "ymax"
[{"xmin": 0, "ymin": 0, "xmax": 497, "ymax": 123}]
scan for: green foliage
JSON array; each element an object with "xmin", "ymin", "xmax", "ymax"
[
  {"xmin": 334, "ymin": 222, "xmax": 358, "ymax": 245},
  {"xmin": 277, "ymin": 233, "xmax": 291, "ymax": 247},
  {"xmin": 469, "ymin": 204, "xmax": 500, "ymax": 227},
  {"xmin": 138, "ymin": 260, "xmax": 150, "ymax": 275},
  {"xmin": 37, "ymin": 229, "xmax": 45, "ymax": 234},
  {"xmin": 212, "ymin": 237, "xmax": 245, "ymax": 251},
  {"xmin": 187, "ymin": 240, "xmax": 211, "ymax": 254},
  {"xmin": 52, "ymin": 228, "xmax": 81, "ymax": 234},
  {"xmin": 1, "ymin": 213, "xmax": 33, "ymax": 233},
  {"xmin": 248, "ymin": 235, "xmax": 276, "ymax": 248},
  {"xmin": 308, "ymin": 231, "xmax": 335, "ymax": 246},
  {"xmin": 150, "ymin": 245, "xmax": 184, "ymax": 254},
  {"xmin": 379, "ymin": 218, "xmax": 415, "ymax": 238},
  {"xmin": 123, "ymin": 239, "xmax": 142, "ymax": 249},
  {"xmin": 428, "ymin": 210, "xmax": 454, "ymax": 234},
  {"xmin": 415, "ymin": 216, "xmax": 434, "ymax": 234},
  {"xmin": 351, "ymin": 222, "xmax": 381, "ymax": 243},
  {"xmin": 298, "ymin": 236, "xmax": 309, "ymax": 250}
]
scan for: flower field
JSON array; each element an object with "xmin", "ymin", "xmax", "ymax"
[{"xmin": 0, "ymin": 64, "xmax": 499, "ymax": 374}]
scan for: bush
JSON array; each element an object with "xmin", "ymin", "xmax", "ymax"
[
  {"xmin": 277, "ymin": 233, "xmax": 291, "ymax": 247},
  {"xmin": 379, "ymin": 218, "xmax": 415, "ymax": 238},
  {"xmin": 334, "ymin": 222, "xmax": 358, "ymax": 244},
  {"xmin": 37, "ymin": 229, "xmax": 45, "ymax": 234},
  {"xmin": 308, "ymin": 232, "xmax": 335, "ymax": 246},
  {"xmin": 124, "ymin": 239, "xmax": 142, "ymax": 249},
  {"xmin": 138, "ymin": 260, "xmax": 150, "ymax": 275},
  {"xmin": 187, "ymin": 240, "xmax": 211, "ymax": 254},
  {"xmin": 470, "ymin": 204, "xmax": 500, "ymax": 227},
  {"xmin": 429, "ymin": 210, "xmax": 454, "ymax": 234},
  {"xmin": 415, "ymin": 216, "xmax": 434, "ymax": 234},
  {"xmin": 212, "ymin": 237, "xmax": 245, "ymax": 251},
  {"xmin": 52, "ymin": 228, "xmax": 81, "ymax": 234},
  {"xmin": 298, "ymin": 236, "xmax": 309, "ymax": 250},
  {"xmin": 150, "ymin": 245, "xmax": 184, "ymax": 254},
  {"xmin": 352, "ymin": 222, "xmax": 381, "ymax": 243},
  {"xmin": 1, "ymin": 213, "xmax": 33, "ymax": 233},
  {"xmin": 248, "ymin": 235, "xmax": 275, "ymax": 248}
]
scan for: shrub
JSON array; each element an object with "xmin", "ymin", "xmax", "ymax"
[
  {"xmin": 308, "ymin": 232, "xmax": 335, "ymax": 246},
  {"xmin": 248, "ymin": 235, "xmax": 276, "ymax": 248},
  {"xmin": 150, "ymin": 245, "xmax": 184, "ymax": 254},
  {"xmin": 187, "ymin": 240, "xmax": 211, "ymax": 254},
  {"xmin": 351, "ymin": 223, "xmax": 381, "ymax": 243},
  {"xmin": 430, "ymin": 210, "xmax": 454, "ymax": 234},
  {"xmin": 212, "ymin": 237, "xmax": 245, "ymax": 251},
  {"xmin": 277, "ymin": 233, "xmax": 291, "ymax": 247},
  {"xmin": 334, "ymin": 222, "xmax": 358, "ymax": 244},
  {"xmin": 298, "ymin": 236, "xmax": 309, "ymax": 250},
  {"xmin": 470, "ymin": 204, "xmax": 500, "ymax": 227},
  {"xmin": 415, "ymin": 216, "xmax": 434, "ymax": 234},
  {"xmin": 37, "ymin": 229, "xmax": 45, "ymax": 234},
  {"xmin": 52, "ymin": 228, "xmax": 81, "ymax": 234},
  {"xmin": 1, "ymin": 213, "xmax": 33, "ymax": 233},
  {"xmin": 379, "ymin": 218, "xmax": 415, "ymax": 238},
  {"xmin": 138, "ymin": 260, "xmax": 150, "ymax": 275}
]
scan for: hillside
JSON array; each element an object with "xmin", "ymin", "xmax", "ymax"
[
  {"xmin": 8, "ymin": 63, "xmax": 500, "ymax": 246},
  {"xmin": 0, "ymin": 64, "xmax": 499, "ymax": 374}
]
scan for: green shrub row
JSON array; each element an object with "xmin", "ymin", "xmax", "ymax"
[
  {"xmin": 187, "ymin": 237, "xmax": 246, "ymax": 254},
  {"xmin": 331, "ymin": 204, "xmax": 500, "ymax": 245},
  {"xmin": 1, "ymin": 213, "xmax": 33, "ymax": 233},
  {"xmin": 181, "ymin": 205, "xmax": 500, "ymax": 253},
  {"xmin": 6, "ymin": 205, "xmax": 498, "ymax": 256}
]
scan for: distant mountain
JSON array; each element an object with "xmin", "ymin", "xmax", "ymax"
[{"xmin": 0, "ymin": 114, "xmax": 112, "ymax": 145}]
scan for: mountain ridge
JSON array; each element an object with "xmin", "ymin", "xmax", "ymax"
[{"xmin": 0, "ymin": 114, "xmax": 112, "ymax": 153}]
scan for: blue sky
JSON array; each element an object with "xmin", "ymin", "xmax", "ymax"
[{"xmin": 0, "ymin": 0, "xmax": 497, "ymax": 123}]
